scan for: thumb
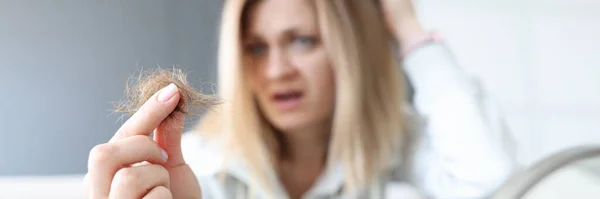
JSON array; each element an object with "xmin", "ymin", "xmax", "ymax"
[{"xmin": 154, "ymin": 111, "xmax": 186, "ymax": 168}]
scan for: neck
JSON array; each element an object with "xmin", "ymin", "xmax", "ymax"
[
  {"xmin": 278, "ymin": 120, "xmax": 331, "ymax": 165},
  {"xmin": 275, "ymin": 119, "xmax": 332, "ymax": 199}
]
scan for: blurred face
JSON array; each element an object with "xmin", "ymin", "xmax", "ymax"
[{"xmin": 243, "ymin": 0, "xmax": 335, "ymax": 133}]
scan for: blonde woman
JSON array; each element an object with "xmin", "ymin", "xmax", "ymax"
[{"xmin": 84, "ymin": 0, "xmax": 516, "ymax": 198}]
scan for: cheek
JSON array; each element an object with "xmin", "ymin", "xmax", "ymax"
[
  {"xmin": 307, "ymin": 64, "xmax": 336, "ymax": 121},
  {"xmin": 247, "ymin": 71, "xmax": 260, "ymax": 93},
  {"xmin": 245, "ymin": 58, "xmax": 263, "ymax": 89},
  {"xmin": 245, "ymin": 64, "xmax": 268, "ymax": 101},
  {"xmin": 315, "ymin": 65, "xmax": 336, "ymax": 107},
  {"xmin": 297, "ymin": 52, "xmax": 336, "ymax": 111},
  {"xmin": 308, "ymin": 65, "xmax": 334, "ymax": 95}
]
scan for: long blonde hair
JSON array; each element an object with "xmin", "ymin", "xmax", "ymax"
[{"xmin": 196, "ymin": 0, "xmax": 407, "ymax": 194}]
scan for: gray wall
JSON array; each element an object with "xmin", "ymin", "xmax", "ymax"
[{"xmin": 0, "ymin": 0, "xmax": 221, "ymax": 175}]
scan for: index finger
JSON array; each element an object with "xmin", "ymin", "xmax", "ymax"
[{"xmin": 111, "ymin": 83, "xmax": 180, "ymax": 141}]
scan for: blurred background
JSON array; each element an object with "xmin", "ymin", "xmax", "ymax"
[
  {"xmin": 0, "ymin": 0, "xmax": 222, "ymax": 175},
  {"xmin": 0, "ymin": 0, "xmax": 599, "ymax": 197}
]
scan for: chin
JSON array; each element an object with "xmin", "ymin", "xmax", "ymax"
[{"xmin": 268, "ymin": 112, "xmax": 315, "ymax": 133}]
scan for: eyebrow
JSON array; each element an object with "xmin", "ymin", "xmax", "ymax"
[{"xmin": 244, "ymin": 27, "xmax": 300, "ymax": 42}]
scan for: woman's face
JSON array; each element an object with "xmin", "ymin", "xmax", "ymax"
[{"xmin": 243, "ymin": 0, "xmax": 335, "ymax": 133}]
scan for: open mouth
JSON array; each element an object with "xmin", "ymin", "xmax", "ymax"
[
  {"xmin": 272, "ymin": 91, "xmax": 303, "ymax": 111},
  {"xmin": 274, "ymin": 91, "xmax": 302, "ymax": 101}
]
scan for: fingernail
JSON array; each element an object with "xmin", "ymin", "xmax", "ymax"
[
  {"xmin": 160, "ymin": 148, "xmax": 169, "ymax": 161},
  {"xmin": 157, "ymin": 83, "xmax": 178, "ymax": 102}
]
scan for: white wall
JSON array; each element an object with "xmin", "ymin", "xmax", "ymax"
[{"xmin": 417, "ymin": 0, "xmax": 600, "ymax": 165}]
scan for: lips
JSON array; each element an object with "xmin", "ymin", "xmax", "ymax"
[{"xmin": 272, "ymin": 90, "xmax": 303, "ymax": 111}]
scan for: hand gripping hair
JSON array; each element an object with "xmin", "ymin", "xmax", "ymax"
[{"xmin": 114, "ymin": 67, "xmax": 219, "ymax": 118}]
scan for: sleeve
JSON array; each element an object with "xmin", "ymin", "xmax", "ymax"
[{"xmin": 403, "ymin": 43, "xmax": 518, "ymax": 199}]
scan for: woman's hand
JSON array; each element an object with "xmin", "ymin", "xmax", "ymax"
[
  {"xmin": 379, "ymin": 0, "xmax": 426, "ymax": 45},
  {"xmin": 84, "ymin": 84, "xmax": 201, "ymax": 199}
]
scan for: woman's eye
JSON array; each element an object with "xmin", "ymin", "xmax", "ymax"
[
  {"xmin": 293, "ymin": 36, "xmax": 317, "ymax": 49},
  {"xmin": 246, "ymin": 44, "xmax": 267, "ymax": 56}
]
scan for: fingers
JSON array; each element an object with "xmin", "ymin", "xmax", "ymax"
[
  {"xmin": 87, "ymin": 135, "xmax": 168, "ymax": 199},
  {"xmin": 165, "ymin": 164, "xmax": 203, "ymax": 199},
  {"xmin": 143, "ymin": 186, "xmax": 172, "ymax": 199},
  {"xmin": 109, "ymin": 164, "xmax": 170, "ymax": 199},
  {"xmin": 154, "ymin": 111, "xmax": 186, "ymax": 167},
  {"xmin": 112, "ymin": 83, "xmax": 180, "ymax": 141}
]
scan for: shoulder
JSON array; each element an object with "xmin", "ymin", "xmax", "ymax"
[
  {"xmin": 181, "ymin": 132, "xmax": 224, "ymax": 176},
  {"xmin": 182, "ymin": 132, "xmax": 256, "ymax": 198}
]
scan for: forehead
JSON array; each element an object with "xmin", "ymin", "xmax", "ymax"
[{"xmin": 244, "ymin": 0, "xmax": 318, "ymax": 37}]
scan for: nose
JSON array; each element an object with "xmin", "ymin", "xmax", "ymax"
[{"xmin": 265, "ymin": 49, "xmax": 297, "ymax": 80}]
